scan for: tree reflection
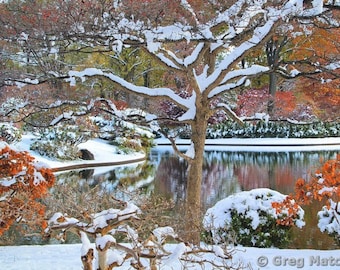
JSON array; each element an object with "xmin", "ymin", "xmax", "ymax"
[
  {"xmin": 152, "ymin": 150, "xmax": 339, "ymax": 210},
  {"xmin": 153, "ymin": 153, "xmax": 187, "ymax": 202}
]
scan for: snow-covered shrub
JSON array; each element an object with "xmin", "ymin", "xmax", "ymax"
[
  {"xmin": 112, "ymin": 136, "xmax": 143, "ymax": 154},
  {"xmin": 203, "ymin": 188, "xmax": 305, "ymax": 248},
  {"xmin": 30, "ymin": 125, "xmax": 92, "ymax": 160},
  {"xmin": 0, "ymin": 123, "xmax": 22, "ymax": 143},
  {"xmin": 318, "ymin": 200, "xmax": 340, "ymax": 246},
  {"xmin": 91, "ymin": 116, "xmax": 155, "ymax": 153},
  {"xmin": 206, "ymin": 120, "xmax": 339, "ymax": 139},
  {"xmin": 91, "ymin": 116, "xmax": 117, "ymax": 140},
  {"xmin": 0, "ymin": 97, "xmax": 27, "ymax": 118}
]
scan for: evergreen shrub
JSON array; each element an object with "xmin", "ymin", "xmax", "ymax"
[
  {"xmin": 205, "ymin": 120, "xmax": 339, "ymax": 139},
  {"xmin": 203, "ymin": 188, "xmax": 305, "ymax": 248},
  {"xmin": 30, "ymin": 125, "xmax": 91, "ymax": 160},
  {"xmin": 0, "ymin": 123, "xmax": 22, "ymax": 143}
]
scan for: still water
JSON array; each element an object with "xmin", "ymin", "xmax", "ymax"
[
  {"xmin": 150, "ymin": 148, "xmax": 339, "ymax": 249},
  {"xmin": 4, "ymin": 147, "xmax": 340, "ymax": 248},
  {"xmin": 151, "ymin": 148, "xmax": 337, "ymax": 206}
]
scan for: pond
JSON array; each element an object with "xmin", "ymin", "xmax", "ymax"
[
  {"xmin": 4, "ymin": 146, "xmax": 340, "ymax": 249},
  {"xmin": 149, "ymin": 147, "xmax": 339, "ymax": 250}
]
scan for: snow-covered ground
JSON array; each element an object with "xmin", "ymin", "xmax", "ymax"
[
  {"xmin": 12, "ymin": 133, "xmax": 146, "ymax": 171},
  {"xmin": 2, "ymin": 242, "xmax": 340, "ymax": 270},
  {"xmin": 1, "ymin": 136, "xmax": 340, "ymax": 269}
]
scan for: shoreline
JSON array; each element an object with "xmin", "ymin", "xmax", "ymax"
[
  {"xmin": 51, "ymin": 137, "xmax": 340, "ymax": 172},
  {"xmin": 155, "ymin": 137, "xmax": 340, "ymax": 146},
  {"xmin": 9, "ymin": 136, "xmax": 339, "ymax": 173},
  {"xmin": 51, "ymin": 156, "xmax": 146, "ymax": 172},
  {"xmin": 155, "ymin": 137, "xmax": 340, "ymax": 153}
]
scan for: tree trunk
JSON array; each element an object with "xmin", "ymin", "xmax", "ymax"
[
  {"xmin": 266, "ymin": 36, "xmax": 288, "ymax": 117},
  {"xmin": 97, "ymin": 249, "xmax": 108, "ymax": 270},
  {"xmin": 184, "ymin": 111, "xmax": 208, "ymax": 245},
  {"xmin": 81, "ymin": 248, "xmax": 94, "ymax": 270},
  {"xmin": 268, "ymin": 72, "xmax": 277, "ymax": 116}
]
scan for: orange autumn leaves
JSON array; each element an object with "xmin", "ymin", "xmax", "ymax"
[
  {"xmin": 295, "ymin": 154, "xmax": 340, "ymax": 204},
  {"xmin": 0, "ymin": 145, "xmax": 55, "ymax": 235},
  {"xmin": 272, "ymin": 195, "xmax": 302, "ymax": 227},
  {"xmin": 272, "ymin": 154, "xmax": 340, "ymax": 226}
]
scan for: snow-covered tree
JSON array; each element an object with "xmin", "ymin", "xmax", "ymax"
[{"xmin": 1, "ymin": 0, "xmax": 338, "ymax": 244}]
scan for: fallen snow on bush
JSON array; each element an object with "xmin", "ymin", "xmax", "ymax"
[{"xmin": 203, "ymin": 188, "xmax": 305, "ymax": 247}]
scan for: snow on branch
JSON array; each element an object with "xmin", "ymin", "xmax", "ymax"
[
  {"xmin": 301, "ymin": 0, "xmax": 324, "ymax": 17},
  {"xmin": 46, "ymin": 201, "xmax": 240, "ymax": 269},
  {"xmin": 207, "ymin": 65, "xmax": 270, "ymax": 98},
  {"xmin": 184, "ymin": 42, "xmax": 206, "ymax": 67},
  {"xmin": 49, "ymin": 111, "xmax": 74, "ymax": 126},
  {"xmin": 154, "ymin": 42, "xmax": 206, "ymax": 70},
  {"xmin": 215, "ymin": 103, "xmax": 244, "ymax": 125},
  {"xmin": 67, "ymin": 68, "xmax": 193, "ymax": 112},
  {"xmin": 154, "ymin": 52, "xmax": 182, "ymax": 69},
  {"xmin": 200, "ymin": 17, "xmax": 277, "ymax": 93},
  {"xmin": 208, "ymin": 77, "xmax": 248, "ymax": 98},
  {"xmin": 220, "ymin": 65, "xmax": 270, "ymax": 85}
]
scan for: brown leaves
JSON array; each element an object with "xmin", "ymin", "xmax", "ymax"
[
  {"xmin": 299, "ymin": 155, "xmax": 339, "ymax": 203},
  {"xmin": 272, "ymin": 195, "xmax": 302, "ymax": 227},
  {"xmin": 272, "ymin": 155, "xmax": 340, "ymax": 226},
  {"xmin": 0, "ymin": 145, "xmax": 55, "ymax": 235}
]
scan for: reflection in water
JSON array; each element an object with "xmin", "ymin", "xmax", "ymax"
[
  {"xmin": 4, "ymin": 148, "xmax": 339, "ymax": 249},
  {"xmin": 152, "ymin": 149, "xmax": 337, "ymax": 209},
  {"xmin": 230, "ymin": 151, "xmax": 325, "ymax": 195},
  {"xmin": 153, "ymin": 151, "xmax": 187, "ymax": 202},
  {"xmin": 150, "ymin": 149, "xmax": 339, "ymax": 250}
]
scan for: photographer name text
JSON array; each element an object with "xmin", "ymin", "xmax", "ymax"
[{"xmin": 257, "ymin": 255, "xmax": 340, "ymax": 268}]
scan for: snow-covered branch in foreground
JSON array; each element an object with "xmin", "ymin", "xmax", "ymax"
[{"xmin": 46, "ymin": 202, "xmax": 240, "ymax": 270}]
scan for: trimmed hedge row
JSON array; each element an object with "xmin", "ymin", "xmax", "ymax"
[{"xmin": 206, "ymin": 120, "xmax": 340, "ymax": 139}]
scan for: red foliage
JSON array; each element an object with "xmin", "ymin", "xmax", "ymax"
[
  {"xmin": 120, "ymin": 0, "xmax": 192, "ymax": 25},
  {"xmin": 274, "ymin": 91, "xmax": 296, "ymax": 117},
  {"xmin": 0, "ymin": 145, "xmax": 55, "ymax": 235},
  {"xmin": 112, "ymin": 100, "xmax": 128, "ymax": 110},
  {"xmin": 236, "ymin": 87, "xmax": 271, "ymax": 117},
  {"xmin": 236, "ymin": 87, "xmax": 316, "ymax": 120},
  {"xmin": 295, "ymin": 78, "xmax": 340, "ymax": 120}
]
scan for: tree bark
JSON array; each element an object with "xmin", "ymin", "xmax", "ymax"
[
  {"xmin": 268, "ymin": 72, "xmax": 277, "ymax": 115},
  {"xmin": 97, "ymin": 249, "xmax": 108, "ymax": 270},
  {"xmin": 184, "ymin": 110, "xmax": 208, "ymax": 245},
  {"xmin": 81, "ymin": 248, "xmax": 94, "ymax": 270},
  {"xmin": 266, "ymin": 36, "xmax": 288, "ymax": 117}
]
